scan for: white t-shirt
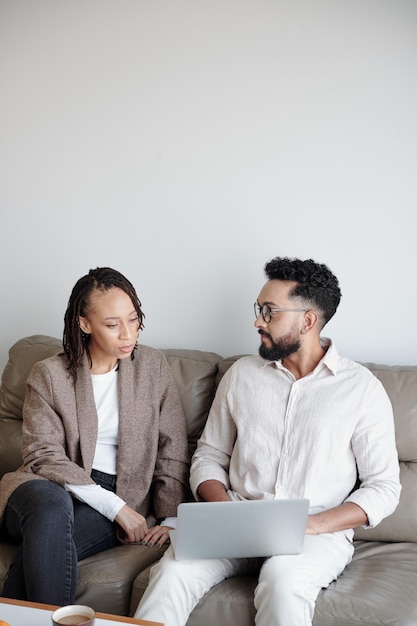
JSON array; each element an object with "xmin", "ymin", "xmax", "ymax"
[{"xmin": 67, "ymin": 365, "xmax": 125, "ymax": 520}]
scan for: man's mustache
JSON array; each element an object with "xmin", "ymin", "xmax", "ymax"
[{"xmin": 258, "ymin": 329, "xmax": 273, "ymax": 341}]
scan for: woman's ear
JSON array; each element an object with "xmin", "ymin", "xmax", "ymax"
[{"xmin": 78, "ymin": 316, "xmax": 90, "ymax": 334}]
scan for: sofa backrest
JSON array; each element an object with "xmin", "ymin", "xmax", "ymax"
[
  {"xmin": 1, "ymin": 336, "xmax": 417, "ymax": 544},
  {"xmin": 0, "ymin": 336, "xmax": 63, "ymax": 477},
  {"xmin": 162, "ymin": 349, "xmax": 222, "ymax": 456},
  {"xmin": 0, "ymin": 336, "xmax": 222, "ymax": 478},
  {"xmin": 0, "ymin": 335, "xmax": 62, "ymax": 420},
  {"xmin": 354, "ymin": 363, "xmax": 417, "ymax": 542}
]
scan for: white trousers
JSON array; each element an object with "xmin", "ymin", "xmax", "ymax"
[{"xmin": 135, "ymin": 532, "xmax": 353, "ymax": 626}]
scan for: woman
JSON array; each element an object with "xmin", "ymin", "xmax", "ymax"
[{"xmin": 0, "ymin": 267, "xmax": 189, "ymax": 605}]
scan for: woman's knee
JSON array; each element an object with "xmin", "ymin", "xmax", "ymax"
[{"xmin": 7, "ymin": 480, "xmax": 73, "ymax": 525}]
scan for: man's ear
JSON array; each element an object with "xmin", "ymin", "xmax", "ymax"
[
  {"xmin": 302, "ymin": 310, "xmax": 320, "ymax": 333},
  {"xmin": 78, "ymin": 316, "xmax": 90, "ymax": 334}
]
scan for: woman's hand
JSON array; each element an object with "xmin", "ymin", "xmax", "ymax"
[
  {"xmin": 115, "ymin": 504, "xmax": 149, "ymax": 543},
  {"xmin": 115, "ymin": 505, "xmax": 172, "ymax": 547},
  {"xmin": 141, "ymin": 525, "xmax": 173, "ymax": 548}
]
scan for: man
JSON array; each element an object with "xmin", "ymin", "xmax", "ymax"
[{"xmin": 135, "ymin": 256, "xmax": 401, "ymax": 626}]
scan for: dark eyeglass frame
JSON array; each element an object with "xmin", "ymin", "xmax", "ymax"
[{"xmin": 254, "ymin": 302, "xmax": 307, "ymax": 323}]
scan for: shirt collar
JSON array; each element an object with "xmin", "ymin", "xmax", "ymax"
[
  {"xmin": 261, "ymin": 337, "xmax": 340, "ymax": 376},
  {"xmin": 317, "ymin": 338, "xmax": 339, "ymax": 375}
]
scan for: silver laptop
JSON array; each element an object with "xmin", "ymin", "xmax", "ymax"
[{"xmin": 170, "ymin": 498, "xmax": 309, "ymax": 561}]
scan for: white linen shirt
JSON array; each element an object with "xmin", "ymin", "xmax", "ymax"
[{"xmin": 190, "ymin": 339, "xmax": 401, "ymax": 537}]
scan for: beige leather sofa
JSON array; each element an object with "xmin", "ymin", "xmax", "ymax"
[{"xmin": 1, "ymin": 335, "xmax": 417, "ymax": 625}]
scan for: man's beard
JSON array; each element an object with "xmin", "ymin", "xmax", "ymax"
[{"xmin": 258, "ymin": 330, "xmax": 300, "ymax": 361}]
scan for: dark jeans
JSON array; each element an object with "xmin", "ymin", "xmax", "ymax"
[{"xmin": 1, "ymin": 470, "xmax": 119, "ymax": 605}]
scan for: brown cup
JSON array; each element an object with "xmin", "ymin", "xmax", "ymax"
[{"xmin": 51, "ymin": 604, "xmax": 95, "ymax": 626}]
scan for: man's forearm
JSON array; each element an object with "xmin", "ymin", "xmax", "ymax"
[
  {"xmin": 306, "ymin": 502, "xmax": 368, "ymax": 535},
  {"xmin": 197, "ymin": 479, "xmax": 231, "ymax": 502}
]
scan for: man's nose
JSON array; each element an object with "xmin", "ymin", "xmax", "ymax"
[{"xmin": 254, "ymin": 313, "xmax": 266, "ymax": 329}]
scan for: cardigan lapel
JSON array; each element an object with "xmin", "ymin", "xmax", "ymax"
[
  {"xmin": 115, "ymin": 358, "xmax": 137, "ymax": 497},
  {"xmin": 74, "ymin": 355, "xmax": 98, "ymax": 472}
]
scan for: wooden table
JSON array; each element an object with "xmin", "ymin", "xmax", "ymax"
[{"xmin": 0, "ymin": 598, "xmax": 163, "ymax": 626}]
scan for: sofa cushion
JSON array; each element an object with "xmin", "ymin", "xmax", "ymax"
[
  {"xmin": 0, "ymin": 419, "xmax": 23, "ymax": 477},
  {"xmin": 354, "ymin": 364, "xmax": 417, "ymax": 542},
  {"xmin": 0, "ymin": 542, "xmax": 17, "ymax": 591},
  {"xmin": 76, "ymin": 543, "xmax": 169, "ymax": 615},
  {"xmin": 215, "ymin": 354, "xmax": 247, "ymax": 388},
  {"xmin": 364, "ymin": 363, "xmax": 417, "ymax": 462},
  {"xmin": 130, "ymin": 541, "xmax": 417, "ymax": 625},
  {"xmin": 0, "ymin": 335, "xmax": 62, "ymax": 420},
  {"xmin": 313, "ymin": 541, "xmax": 417, "ymax": 625},
  {"xmin": 0, "ymin": 539, "xmax": 168, "ymax": 617},
  {"xmin": 0, "ymin": 336, "xmax": 63, "ymax": 478},
  {"xmin": 161, "ymin": 349, "xmax": 222, "ymax": 455}
]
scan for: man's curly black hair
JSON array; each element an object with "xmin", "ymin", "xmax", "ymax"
[{"xmin": 264, "ymin": 257, "xmax": 342, "ymax": 328}]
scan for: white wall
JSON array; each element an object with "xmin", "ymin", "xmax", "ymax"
[{"xmin": 1, "ymin": 0, "xmax": 416, "ymax": 374}]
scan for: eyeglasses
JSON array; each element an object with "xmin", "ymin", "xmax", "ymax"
[{"xmin": 254, "ymin": 302, "xmax": 307, "ymax": 323}]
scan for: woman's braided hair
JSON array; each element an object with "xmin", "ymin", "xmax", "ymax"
[{"xmin": 63, "ymin": 267, "xmax": 145, "ymax": 379}]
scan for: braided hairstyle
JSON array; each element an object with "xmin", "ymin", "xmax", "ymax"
[
  {"xmin": 264, "ymin": 257, "xmax": 342, "ymax": 328},
  {"xmin": 63, "ymin": 267, "xmax": 145, "ymax": 379}
]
